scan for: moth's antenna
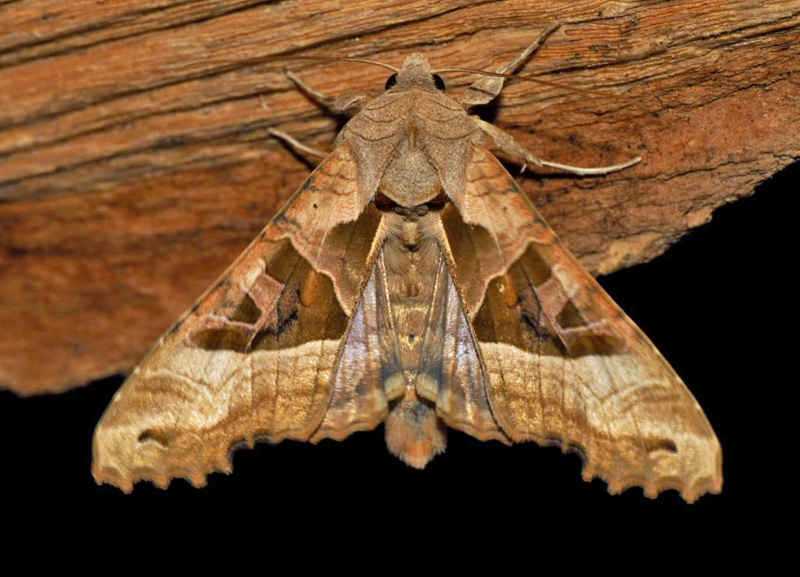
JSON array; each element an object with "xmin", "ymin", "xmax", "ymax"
[
  {"xmin": 279, "ymin": 55, "xmax": 400, "ymax": 74},
  {"xmin": 432, "ymin": 67, "xmax": 624, "ymax": 100}
]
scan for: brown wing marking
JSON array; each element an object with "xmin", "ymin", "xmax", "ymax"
[
  {"xmin": 439, "ymin": 146, "xmax": 722, "ymax": 502},
  {"xmin": 416, "ymin": 253, "xmax": 509, "ymax": 444},
  {"xmin": 444, "ymin": 146, "xmax": 555, "ymax": 318},
  {"xmin": 92, "ymin": 144, "xmax": 387, "ymax": 492},
  {"xmin": 268, "ymin": 144, "xmax": 378, "ymax": 313}
]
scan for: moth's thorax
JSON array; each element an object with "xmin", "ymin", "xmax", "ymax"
[
  {"xmin": 342, "ymin": 80, "xmax": 481, "ymax": 208},
  {"xmin": 379, "ymin": 122, "xmax": 442, "ymax": 206}
]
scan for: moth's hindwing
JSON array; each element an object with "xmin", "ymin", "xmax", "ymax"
[{"xmin": 437, "ymin": 146, "xmax": 722, "ymax": 502}]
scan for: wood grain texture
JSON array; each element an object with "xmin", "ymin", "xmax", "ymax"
[{"xmin": 2, "ymin": 0, "xmax": 799, "ymax": 394}]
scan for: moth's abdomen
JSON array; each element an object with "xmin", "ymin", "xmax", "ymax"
[
  {"xmin": 379, "ymin": 211, "xmax": 448, "ymax": 467},
  {"xmin": 377, "ymin": 208, "xmax": 509, "ymax": 467},
  {"xmin": 385, "ymin": 387, "xmax": 446, "ymax": 469},
  {"xmin": 381, "ymin": 216, "xmax": 441, "ymax": 377}
]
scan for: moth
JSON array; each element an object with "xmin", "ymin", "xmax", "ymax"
[{"xmin": 93, "ymin": 27, "xmax": 722, "ymax": 502}]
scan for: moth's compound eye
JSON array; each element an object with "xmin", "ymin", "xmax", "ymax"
[
  {"xmin": 433, "ymin": 74, "xmax": 446, "ymax": 91},
  {"xmin": 385, "ymin": 74, "xmax": 398, "ymax": 90}
]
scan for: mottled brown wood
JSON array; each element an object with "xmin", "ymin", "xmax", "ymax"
[{"xmin": 2, "ymin": 0, "xmax": 799, "ymax": 394}]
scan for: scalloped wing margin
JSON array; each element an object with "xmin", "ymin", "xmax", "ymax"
[
  {"xmin": 92, "ymin": 144, "xmax": 392, "ymax": 492},
  {"xmin": 438, "ymin": 147, "xmax": 722, "ymax": 502}
]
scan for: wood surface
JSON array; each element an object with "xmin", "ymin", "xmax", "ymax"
[{"xmin": 2, "ymin": 0, "xmax": 799, "ymax": 394}]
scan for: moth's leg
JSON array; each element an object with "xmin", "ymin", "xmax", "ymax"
[
  {"xmin": 268, "ymin": 128, "xmax": 329, "ymax": 159},
  {"xmin": 287, "ymin": 71, "xmax": 371, "ymax": 115},
  {"xmin": 270, "ymin": 70, "xmax": 369, "ymax": 160},
  {"xmin": 458, "ymin": 23, "xmax": 560, "ymax": 107},
  {"xmin": 474, "ymin": 116, "xmax": 641, "ymax": 175}
]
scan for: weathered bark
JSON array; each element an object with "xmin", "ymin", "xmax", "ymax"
[{"xmin": 2, "ymin": 0, "xmax": 799, "ymax": 394}]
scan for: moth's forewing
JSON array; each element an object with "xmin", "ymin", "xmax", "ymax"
[
  {"xmin": 436, "ymin": 147, "xmax": 722, "ymax": 502},
  {"xmin": 92, "ymin": 144, "xmax": 387, "ymax": 492}
]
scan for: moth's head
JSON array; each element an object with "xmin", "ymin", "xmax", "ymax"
[{"xmin": 385, "ymin": 53, "xmax": 446, "ymax": 92}]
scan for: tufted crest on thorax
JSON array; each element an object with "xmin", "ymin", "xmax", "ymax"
[{"xmin": 341, "ymin": 53, "xmax": 482, "ymax": 207}]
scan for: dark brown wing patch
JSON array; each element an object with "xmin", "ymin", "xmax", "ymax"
[{"xmin": 189, "ymin": 202, "xmax": 382, "ymax": 354}]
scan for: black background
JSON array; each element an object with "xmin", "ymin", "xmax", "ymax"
[{"xmin": 2, "ymin": 161, "xmax": 793, "ymax": 541}]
